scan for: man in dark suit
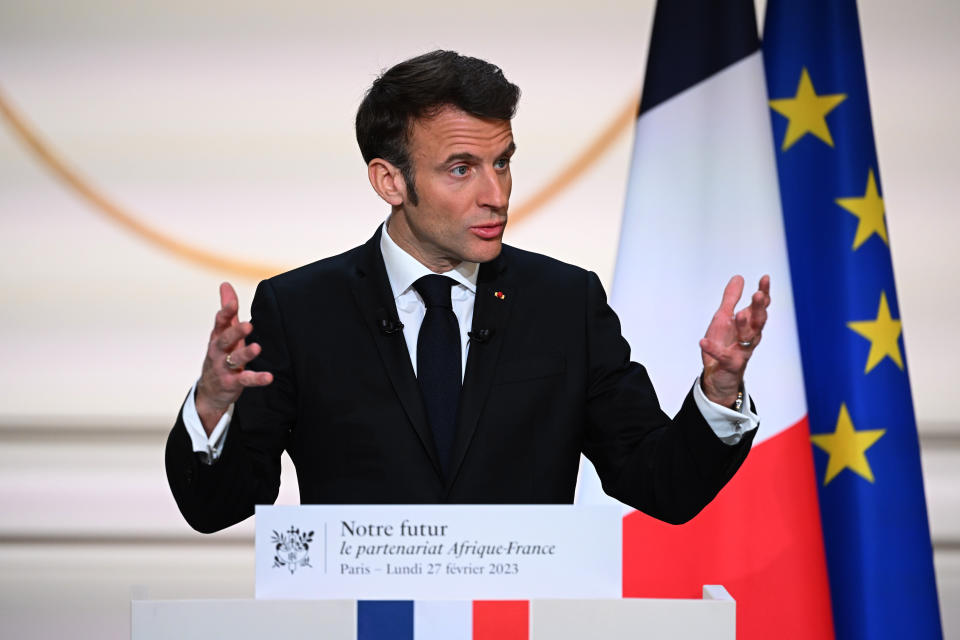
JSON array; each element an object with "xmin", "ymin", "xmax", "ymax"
[{"xmin": 166, "ymin": 51, "xmax": 770, "ymax": 534}]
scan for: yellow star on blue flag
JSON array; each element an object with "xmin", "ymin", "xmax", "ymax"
[
  {"xmin": 836, "ymin": 168, "xmax": 887, "ymax": 249},
  {"xmin": 769, "ymin": 67, "xmax": 846, "ymax": 150},
  {"xmin": 847, "ymin": 291, "xmax": 903, "ymax": 373},
  {"xmin": 811, "ymin": 403, "xmax": 885, "ymax": 485}
]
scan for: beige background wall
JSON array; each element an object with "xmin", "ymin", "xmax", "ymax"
[{"xmin": 0, "ymin": 0, "xmax": 957, "ymax": 637}]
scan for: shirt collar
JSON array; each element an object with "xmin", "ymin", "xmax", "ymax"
[{"xmin": 379, "ymin": 219, "xmax": 479, "ymax": 300}]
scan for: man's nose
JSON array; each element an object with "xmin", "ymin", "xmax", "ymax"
[{"xmin": 478, "ymin": 168, "xmax": 509, "ymax": 210}]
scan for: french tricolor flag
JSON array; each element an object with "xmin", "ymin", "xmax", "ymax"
[
  {"xmin": 577, "ymin": 0, "xmax": 835, "ymax": 637},
  {"xmin": 357, "ymin": 600, "xmax": 527, "ymax": 639}
]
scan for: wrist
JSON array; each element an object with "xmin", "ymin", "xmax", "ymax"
[
  {"xmin": 194, "ymin": 385, "xmax": 229, "ymax": 436},
  {"xmin": 700, "ymin": 372, "xmax": 741, "ymax": 408}
]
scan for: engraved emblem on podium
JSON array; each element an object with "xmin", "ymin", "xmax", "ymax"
[{"xmin": 271, "ymin": 526, "xmax": 314, "ymax": 575}]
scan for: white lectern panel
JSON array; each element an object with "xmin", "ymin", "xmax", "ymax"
[{"xmin": 131, "ymin": 599, "xmax": 355, "ymax": 640}]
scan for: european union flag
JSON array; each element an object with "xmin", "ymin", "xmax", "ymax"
[{"xmin": 762, "ymin": 1, "xmax": 942, "ymax": 638}]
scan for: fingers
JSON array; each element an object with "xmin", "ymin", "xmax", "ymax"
[
  {"xmin": 199, "ymin": 338, "xmax": 271, "ymax": 399},
  {"xmin": 700, "ymin": 338, "xmax": 750, "ymax": 384},
  {"xmin": 214, "ymin": 306, "xmax": 238, "ymax": 332},
  {"xmin": 198, "ymin": 283, "xmax": 274, "ymax": 412},
  {"xmin": 752, "ymin": 276, "xmax": 771, "ymax": 314},
  {"xmin": 238, "ymin": 370, "xmax": 274, "ymax": 387},
  {"xmin": 749, "ymin": 291, "xmax": 768, "ymax": 331},
  {"xmin": 736, "ymin": 298, "xmax": 766, "ymax": 334},
  {"xmin": 701, "ymin": 336, "xmax": 751, "ymax": 370},
  {"xmin": 758, "ymin": 274, "xmax": 771, "ymax": 298},
  {"xmin": 214, "ymin": 282, "xmax": 240, "ymax": 330},
  {"xmin": 735, "ymin": 310, "xmax": 751, "ymax": 339},
  {"xmin": 734, "ymin": 276, "xmax": 772, "ymax": 340},
  {"xmin": 718, "ymin": 275, "xmax": 745, "ymax": 316},
  {"xmin": 225, "ymin": 341, "xmax": 261, "ymax": 370},
  {"xmin": 219, "ymin": 282, "xmax": 239, "ymax": 314},
  {"xmin": 720, "ymin": 274, "xmax": 771, "ymax": 343},
  {"xmin": 701, "ymin": 275, "xmax": 769, "ymax": 394},
  {"xmin": 215, "ymin": 321, "xmax": 253, "ymax": 352}
]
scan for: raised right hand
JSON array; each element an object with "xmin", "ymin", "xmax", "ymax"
[{"xmin": 195, "ymin": 282, "xmax": 274, "ymax": 435}]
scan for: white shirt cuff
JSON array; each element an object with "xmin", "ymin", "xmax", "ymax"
[
  {"xmin": 692, "ymin": 376, "xmax": 759, "ymax": 445},
  {"xmin": 182, "ymin": 380, "xmax": 233, "ymax": 463}
]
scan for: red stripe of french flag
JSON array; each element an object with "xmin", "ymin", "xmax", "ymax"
[{"xmin": 472, "ymin": 601, "xmax": 529, "ymax": 640}]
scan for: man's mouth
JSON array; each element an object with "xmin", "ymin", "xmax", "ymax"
[{"xmin": 470, "ymin": 222, "xmax": 505, "ymax": 240}]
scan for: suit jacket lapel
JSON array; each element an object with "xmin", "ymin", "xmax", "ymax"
[
  {"xmin": 350, "ymin": 228, "xmax": 443, "ymax": 477},
  {"xmin": 446, "ymin": 252, "xmax": 513, "ymax": 490}
]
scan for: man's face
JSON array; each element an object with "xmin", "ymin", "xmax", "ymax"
[{"xmin": 390, "ymin": 106, "xmax": 515, "ymax": 271}]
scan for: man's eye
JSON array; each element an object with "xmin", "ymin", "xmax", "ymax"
[
  {"xmin": 494, "ymin": 158, "xmax": 510, "ymax": 169},
  {"xmin": 451, "ymin": 166, "xmax": 469, "ymax": 176}
]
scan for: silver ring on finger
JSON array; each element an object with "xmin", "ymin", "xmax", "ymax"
[
  {"xmin": 738, "ymin": 339, "xmax": 754, "ymax": 348},
  {"xmin": 225, "ymin": 353, "xmax": 242, "ymax": 370}
]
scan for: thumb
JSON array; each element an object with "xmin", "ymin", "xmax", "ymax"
[{"xmin": 700, "ymin": 337, "xmax": 725, "ymax": 362}]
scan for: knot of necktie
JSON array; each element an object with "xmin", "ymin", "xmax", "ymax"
[{"xmin": 413, "ymin": 274, "xmax": 456, "ymax": 309}]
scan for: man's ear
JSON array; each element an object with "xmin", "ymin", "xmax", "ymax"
[{"xmin": 367, "ymin": 159, "xmax": 407, "ymax": 207}]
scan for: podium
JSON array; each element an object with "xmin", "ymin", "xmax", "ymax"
[
  {"xmin": 138, "ymin": 506, "xmax": 737, "ymax": 637},
  {"xmin": 131, "ymin": 585, "xmax": 736, "ymax": 639}
]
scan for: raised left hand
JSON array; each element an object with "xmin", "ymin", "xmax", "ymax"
[{"xmin": 699, "ymin": 275, "xmax": 771, "ymax": 407}]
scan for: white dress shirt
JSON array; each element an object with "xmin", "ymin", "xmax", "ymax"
[{"xmin": 183, "ymin": 220, "xmax": 759, "ymax": 462}]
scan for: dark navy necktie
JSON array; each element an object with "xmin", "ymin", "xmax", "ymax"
[{"xmin": 413, "ymin": 275, "xmax": 461, "ymax": 477}]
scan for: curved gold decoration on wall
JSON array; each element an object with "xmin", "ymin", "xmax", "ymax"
[
  {"xmin": 0, "ymin": 88, "xmax": 637, "ymax": 281},
  {"xmin": 0, "ymin": 90, "xmax": 282, "ymax": 280}
]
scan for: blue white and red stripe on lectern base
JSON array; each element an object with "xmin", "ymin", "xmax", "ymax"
[{"xmin": 358, "ymin": 600, "xmax": 528, "ymax": 640}]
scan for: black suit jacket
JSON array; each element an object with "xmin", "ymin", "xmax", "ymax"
[{"xmin": 166, "ymin": 228, "xmax": 754, "ymax": 533}]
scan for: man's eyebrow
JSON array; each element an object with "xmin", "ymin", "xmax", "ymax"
[
  {"xmin": 441, "ymin": 151, "xmax": 481, "ymax": 165},
  {"xmin": 440, "ymin": 142, "xmax": 517, "ymax": 166}
]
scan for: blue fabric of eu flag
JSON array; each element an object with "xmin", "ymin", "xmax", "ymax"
[{"xmin": 762, "ymin": 0, "xmax": 942, "ymax": 637}]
